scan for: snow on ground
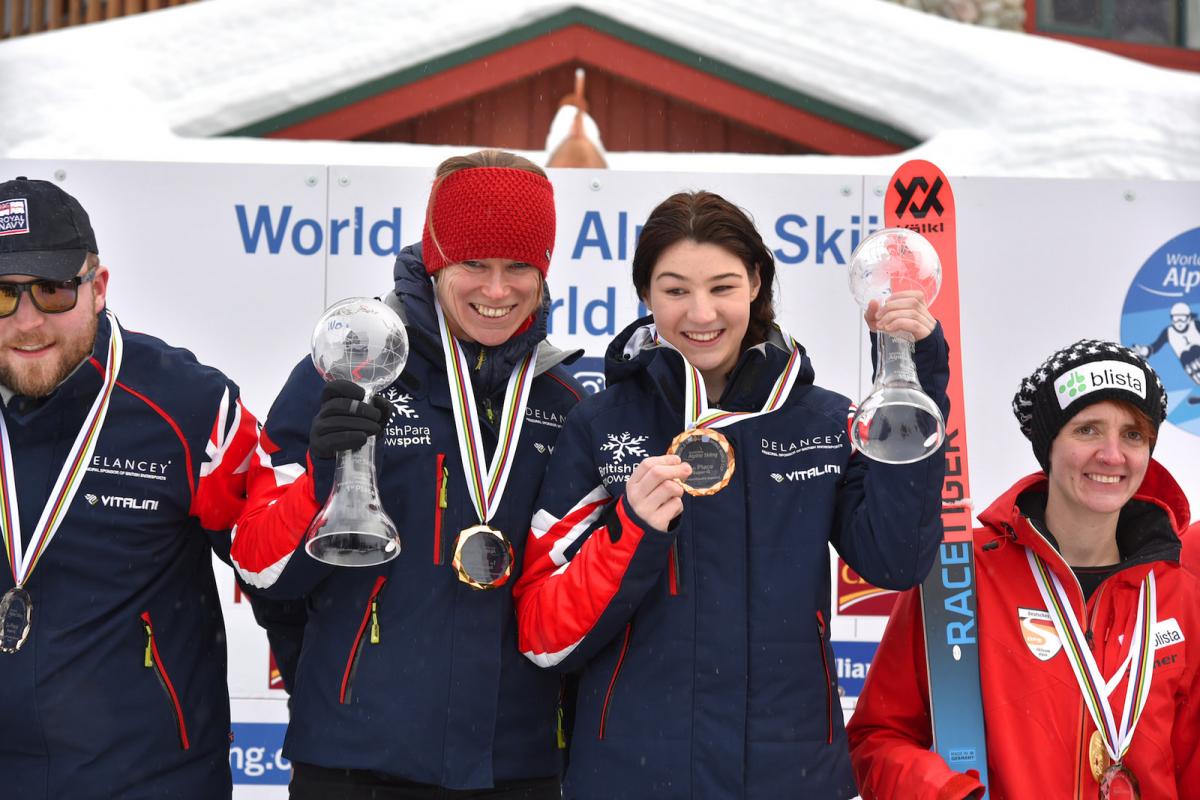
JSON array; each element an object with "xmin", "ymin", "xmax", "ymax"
[{"xmin": 0, "ymin": 0, "xmax": 1198, "ymax": 179}]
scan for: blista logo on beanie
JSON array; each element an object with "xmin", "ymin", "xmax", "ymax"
[
  {"xmin": 0, "ymin": 198, "xmax": 30, "ymax": 237},
  {"xmin": 1054, "ymin": 359, "xmax": 1145, "ymax": 409}
]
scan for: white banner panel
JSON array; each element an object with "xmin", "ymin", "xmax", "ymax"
[{"xmin": 1, "ymin": 158, "xmax": 1196, "ymax": 798}]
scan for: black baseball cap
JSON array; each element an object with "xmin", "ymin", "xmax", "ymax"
[{"xmin": 0, "ymin": 177, "xmax": 98, "ymax": 281}]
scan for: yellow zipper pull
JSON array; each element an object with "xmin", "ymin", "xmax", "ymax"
[
  {"xmin": 370, "ymin": 599, "xmax": 381, "ymax": 644},
  {"xmin": 439, "ymin": 466, "xmax": 449, "ymax": 509},
  {"xmin": 556, "ymin": 706, "xmax": 567, "ymax": 749},
  {"xmin": 143, "ymin": 623, "xmax": 154, "ymax": 668},
  {"xmin": 475, "ymin": 349, "xmax": 485, "ymax": 371}
]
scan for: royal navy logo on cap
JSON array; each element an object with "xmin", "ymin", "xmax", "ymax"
[
  {"xmin": 0, "ymin": 199, "xmax": 30, "ymax": 237},
  {"xmin": 1053, "ymin": 359, "xmax": 1146, "ymax": 409}
]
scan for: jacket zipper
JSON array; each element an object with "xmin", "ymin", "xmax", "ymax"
[
  {"xmin": 816, "ymin": 610, "xmax": 834, "ymax": 744},
  {"xmin": 433, "ymin": 454, "xmax": 448, "ymax": 565},
  {"xmin": 599, "ymin": 623, "xmax": 633, "ymax": 740},
  {"xmin": 340, "ymin": 576, "xmax": 387, "ymax": 704},
  {"xmin": 667, "ymin": 539, "xmax": 680, "ymax": 596},
  {"xmin": 140, "ymin": 612, "xmax": 190, "ymax": 750}
]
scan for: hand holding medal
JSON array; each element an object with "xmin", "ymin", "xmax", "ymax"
[{"xmin": 624, "ymin": 455, "xmax": 691, "ymax": 530}]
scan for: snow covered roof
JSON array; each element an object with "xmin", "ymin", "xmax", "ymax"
[{"xmin": 2, "ymin": 0, "xmax": 1199, "ymax": 179}]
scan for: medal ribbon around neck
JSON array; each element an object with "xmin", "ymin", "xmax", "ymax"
[
  {"xmin": 434, "ymin": 298, "xmax": 536, "ymax": 526},
  {"xmin": 1025, "ymin": 548, "xmax": 1156, "ymax": 763},
  {"xmin": 652, "ymin": 326, "xmax": 803, "ymax": 431},
  {"xmin": 0, "ymin": 310, "xmax": 124, "ymax": 587}
]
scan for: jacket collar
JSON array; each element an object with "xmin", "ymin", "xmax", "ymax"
[
  {"xmin": 605, "ymin": 315, "xmax": 814, "ymax": 417},
  {"xmin": 978, "ymin": 459, "xmax": 1187, "ymax": 576}
]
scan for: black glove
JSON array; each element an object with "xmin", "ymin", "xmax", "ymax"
[{"xmin": 309, "ymin": 380, "xmax": 393, "ymax": 459}]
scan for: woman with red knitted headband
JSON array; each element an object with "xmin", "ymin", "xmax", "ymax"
[{"xmin": 231, "ymin": 151, "xmax": 583, "ymax": 799}]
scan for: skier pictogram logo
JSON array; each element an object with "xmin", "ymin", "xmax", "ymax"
[{"xmin": 893, "ymin": 176, "xmax": 945, "ymax": 220}]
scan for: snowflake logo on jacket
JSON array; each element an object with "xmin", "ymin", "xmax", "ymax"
[
  {"xmin": 601, "ymin": 432, "xmax": 649, "ymax": 462},
  {"xmin": 382, "ymin": 387, "xmax": 419, "ymax": 419}
]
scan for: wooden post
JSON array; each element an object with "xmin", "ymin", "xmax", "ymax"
[
  {"xmin": 86, "ymin": 0, "xmax": 103, "ymax": 23},
  {"xmin": 12, "ymin": 0, "xmax": 26, "ymax": 38},
  {"xmin": 31, "ymin": 0, "xmax": 45, "ymax": 32}
]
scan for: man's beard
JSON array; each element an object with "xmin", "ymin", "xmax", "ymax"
[{"xmin": 0, "ymin": 312, "xmax": 99, "ymax": 398}]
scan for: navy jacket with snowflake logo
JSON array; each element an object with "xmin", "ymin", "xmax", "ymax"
[
  {"xmin": 231, "ymin": 247, "xmax": 583, "ymax": 790},
  {"xmin": 514, "ymin": 317, "xmax": 950, "ymax": 800}
]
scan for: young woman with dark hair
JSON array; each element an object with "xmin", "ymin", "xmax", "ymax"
[
  {"xmin": 513, "ymin": 190, "xmax": 951, "ymax": 799},
  {"xmin": 231, "ymin": 150, "xmax": 583, "ymax": 799}
]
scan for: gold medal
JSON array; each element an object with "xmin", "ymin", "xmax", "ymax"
[
  {"xmin": 667, "ymin": 427, "xmax": 734, "ymax": 496},
  {"xmin": 1089, "ymin": 729, "xmax": 1112, "ymax": 783},
  {"xmin": 452, "ymin": 524, "xmax": 514, "ymax": 591}
]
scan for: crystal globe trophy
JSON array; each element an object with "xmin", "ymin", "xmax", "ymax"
[
  {"xmin": 847, "ymin": 228, "xmax": 945, "ymax": 464},
  {"xmin": 304, "ymin": 298, "xmax": 409, "ymax": 566}
]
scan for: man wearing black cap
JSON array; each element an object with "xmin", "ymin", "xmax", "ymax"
[
  {"xmin": 849, "ymin": 339, "xmax": 1200, "ymax": 799},
  {"xmin": 0, "ymin": 177, "xmax": 261, "ymax": 799}
]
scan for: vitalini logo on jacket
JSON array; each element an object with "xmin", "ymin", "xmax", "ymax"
[
  {"xmin": 769, "ymin": 464, "xmax": 842, "ymax": 483},
  {"xmin": 83, "ymin": 493, "xmax": 160, "ymax": 512}
]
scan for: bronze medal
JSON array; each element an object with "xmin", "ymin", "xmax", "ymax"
[
  {"xmin": 1099, "ymin": 762, "xmax": 1140, "ymax": 800},
  {"xmin": 1089, "ymin": 730, "xmax": 1112, "ymax": 782},
  {"xmin": 668, "ymin": 427, "xmax": 734, "ymax": 496},
  {"xmin": 452, "ymin": 525, "xmax": 514, "ymax": 591},
  {"xmin": 0, "ymin": 586, "xmax": 32, "ymax": 653}
]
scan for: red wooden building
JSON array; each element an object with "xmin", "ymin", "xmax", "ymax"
[{"xmin": 227, "ymin": 8, "xmax": 918, "ymax": 158}]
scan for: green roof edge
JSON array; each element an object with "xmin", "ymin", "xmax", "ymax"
[{"xmin": 221, "ymin": 6, "xmax": 919, "ymax": 149}]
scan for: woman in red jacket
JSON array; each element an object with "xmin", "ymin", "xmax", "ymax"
[{"xmin": 848, "ymin": 339, "xmax": 1200, "ymax": 800}]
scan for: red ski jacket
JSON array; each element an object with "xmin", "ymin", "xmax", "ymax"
[
  {"xmin": 848, "ymin": 460, "xmax": 1200, "ymax": 800},
  {"xmin": 1183, "ymin": 520, "xmax": 1199, "ymax": 575}
]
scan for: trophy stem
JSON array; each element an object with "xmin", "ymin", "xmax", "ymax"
[
  {"xmin": 304, "ymin": 435, "xmax": 402, "ymax": 566},
  {"xmin": 850, "ymin": 332, "xmax": 946, "ymax": 464},
  {"xmin": 877, "ymin": 330, "xmax": 919, "ymax": 386}
]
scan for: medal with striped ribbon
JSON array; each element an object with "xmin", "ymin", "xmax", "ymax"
[
  {"xmin": 1025, "ymin": 548, "xmax": 1154, "ymax": 799},
  {"xmin": 657, "ymin": 325, "xmax": 804, "ymax": 496},
  {"xmin": 434, "ymin": 299, "xmax": 536, "ymax": 590},
  {"xmin": 0, "ymin": 311, "xmax": 124, "ymax": 653}
]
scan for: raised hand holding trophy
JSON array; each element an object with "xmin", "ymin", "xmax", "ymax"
[
  {"xmin": 304, "ymin": 298, "xmax": 409, "ymax": 566},
  {"xmin": 848, "ymin": 227, "xmax": 945, "ymax": 464}
]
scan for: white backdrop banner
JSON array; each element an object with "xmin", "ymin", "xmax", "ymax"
[{"xmin": 2, "ymin": 159, "xmax": 1197, "ymax": 797}]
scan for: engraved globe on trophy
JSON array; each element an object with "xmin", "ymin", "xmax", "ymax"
[
  {"xmin": 304, "ymin": 298, "xmax": 409, "ymax": 566},
  {"xmin": 848, "ymin": 228, "xmax": 945, "ymax": 464}
]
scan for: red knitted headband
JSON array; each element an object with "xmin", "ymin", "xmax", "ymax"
[{"xmin": 422, "ymin": 167, "xmax": 556, "ymax": 276}]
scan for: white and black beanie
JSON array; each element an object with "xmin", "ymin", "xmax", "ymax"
[{"xmin": 1012, "ymin": 339, "xmax": 1167, "ymax": 471}]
